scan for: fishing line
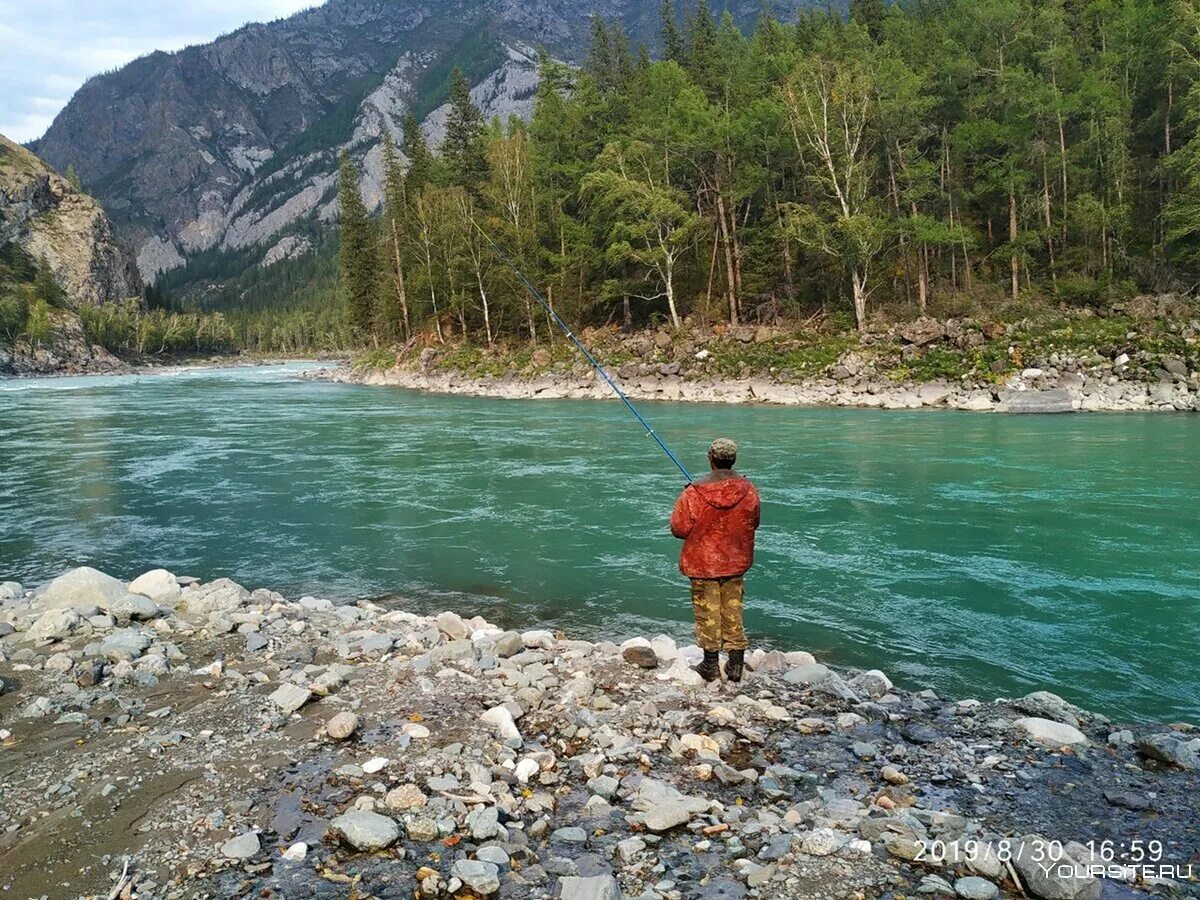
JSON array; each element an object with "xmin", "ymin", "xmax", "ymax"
[{"xmin": 471, "ymin": 220, "xmax": 693, "ymax": 484}]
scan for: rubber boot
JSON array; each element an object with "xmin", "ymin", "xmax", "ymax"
[
  {"xmin": 694, "ymin": 650, "xmax": 721, "ymax": 682},
  {"xmin": 725, "ymin": 650, "xmax": 746, "ymax": 683}
]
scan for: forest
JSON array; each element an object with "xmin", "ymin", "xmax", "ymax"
[{"xmin": 330, "ymin": 0, "xmax": 1200, "ymax": 352}]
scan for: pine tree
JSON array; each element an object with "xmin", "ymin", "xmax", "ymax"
[
  {"xmin": 33, "ymin": 257, "xmax": 64, "ymax": 307},
  {"xmin": 402, "ymin": 114, "xmax": 433, "ymax": 197},
  {"xmin": 586, "ymin": 16, "xmax": 614, "ymax": 91},
  {"xmin": 661, "ymin": 0, "xmax": 685, "ymax": 64},
  {"xmin": 65, "ymin": 164, "xmax": 82, "ymax": 191},
  {"xmin": 850, "ymin": 0, "xmax": 886, "ymax": 41},
  {"xmin": 444, "ymin": 68, "xmax": 488, "ymax": 191},
  {"xmin": 337, "ymin": 152, "xmax": 378, "ymax": 344}
]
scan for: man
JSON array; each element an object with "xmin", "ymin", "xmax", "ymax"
[{"xmin": 670, "ymin": 438, "xmax": 761, "ymax": 683}]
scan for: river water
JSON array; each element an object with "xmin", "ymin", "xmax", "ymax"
[{"xmin": 1, "ymin": 363, "xmax": 1196, "ymax": 721}]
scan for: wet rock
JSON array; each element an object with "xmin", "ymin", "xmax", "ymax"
[
  {"xmin": 1013, "ymin": 691, "xmax": 1081, "ymax": 727},
  {"xmin": 127, "ymin": 569, "xmax": 181, "ymax": 605},
  {"xmin": 1015, "ymin": 717, "xmax": 1087, "ymax": 747},
  {"xmin": 35, "ymin": 567, "xmax": 127, "ymax": 611},
  {"xmin": 269, "ymin": 683, "xmax": 313, "ymax": 714},
  {"xmin": 326, "ymin": 711, "xmax": 358, "ymax": 740},
  {"xmin": 329, "ymin": 810, "xmax": 401, "ymax": 851},
  {"xmin": 782, "ymin": 663, "xmax": 859, "ymax": 701},
  {"xmin": 221, "ymin": 831, "xmax": 261, "ymax": 860},
  {"xmin": 1012, "ymin": 837, "xmax": 1100, "ymax": 899},
  {"xmin": 954, "ymin": 876, "xmax": 998, "ymax": 899},
  {"xmin": 559, "ymin": 874, "xmax": 621, "ymax": 900},
  {"xmin": 1136, "ymin": 733, "xmax": 1199, "ymax": 770},
  {"xmin": 452, "ymin": 859, "xmax": 500, "ymax": 894},
  {"xmin": 632, "ymin": 778, "xmax": 708, "ymax": 832}
]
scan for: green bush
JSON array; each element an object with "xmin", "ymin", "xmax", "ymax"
[
  {"xmin": 24, "ymin": 298, "xmax": 52, "ymax": 345},
  {"xmin": 0, "ymin": 293, "xmax": 28, "ymax": 344}
]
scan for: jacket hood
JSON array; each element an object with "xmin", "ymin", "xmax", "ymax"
[{"xmin": 691, "ymin": 477, "xmax": 751, "ymax": 510}]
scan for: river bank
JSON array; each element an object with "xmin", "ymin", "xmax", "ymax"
[
  {"xmin": 320, "ymin": 311, "xmax": 1199, "ymax": 413},
  {"xmin": 1, "ymin": 568, "xmax": 1197, "ymax": 900}
]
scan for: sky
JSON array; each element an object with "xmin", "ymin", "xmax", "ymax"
[{"xmin": 0, "ymin": 0, "xmax": 320, "ymax": 143}]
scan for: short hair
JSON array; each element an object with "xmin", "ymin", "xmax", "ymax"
[{"xmin": 709, "ymin": 438, "xmax": 737, "ymax": 469}]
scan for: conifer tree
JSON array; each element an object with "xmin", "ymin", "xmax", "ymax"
[
  {"xmin": 402, "ymin": 114, "xmax": 433, "ymax": 197},
  {"xmin": 65, "ymin": 164, "xmax": 82, "ymax": 191},
  {"xmin": 337, "ymin": 152, "xmax": 377, "ymax": 344},
  {"xmin": 33, "ymin": 257, "xmax": 64, "ymax": 307},
  {"xmin": 661, "ymin": 0, "xmax": 685, "ymax": 64},
  {"xmin": 444, "ymin": 68, "xmax": 488, "ymax": 191}
]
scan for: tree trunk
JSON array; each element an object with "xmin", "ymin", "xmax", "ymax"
[
  {"xmin": 623, "ymin": 295, "xmax": 633, "ymax": 331},
  {"xmin": 716, "ymin": 193, "xmax": 739, "ymax": 326},
  {"xmin": 664, "ymin": 258, "xmax": 682, "ymax": 328},
  {"xmin": 851, "ymin": 267, "xmax": 868, "ymax": 332},
  {"xmin": 475, "ymin": 267, "xmax": 494, "ymax": 346},
  {"xmin": 1009, "ymin": 191, "xmax": 1019, "ymax": 302},
  {"xmin": 390, "ymin": 218, "xmax": 411, "ymax": 341},
  {"xmin": 1041, "ymin": 154, "xmax": 1057, "ymax": 294}
]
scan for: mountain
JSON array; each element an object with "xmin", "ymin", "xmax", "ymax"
[
  {"xmin": 0, "ymin": 134, "xmax": 141, "ymax": 307},
  {"xmin": 31, "ymin": 0, "xmax": 793, "ymax": 299}
]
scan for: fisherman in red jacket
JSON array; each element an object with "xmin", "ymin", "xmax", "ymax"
[{"xmin": 670, "ymin": 438, "xmax": 761, "ymax": 683}]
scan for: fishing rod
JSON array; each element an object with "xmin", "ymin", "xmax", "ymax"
[{"xmin": 471, "ymin": 220, "xmax": 694, "ymax": 484}]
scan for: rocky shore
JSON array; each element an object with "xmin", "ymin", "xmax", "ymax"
[
  {"xmin": 316, "ymin": 314, "xmax": 1199, "ymax": 413},
  {"xmin": 1, "ymin": 569, "xmax": 1197, "ymax": 900}
]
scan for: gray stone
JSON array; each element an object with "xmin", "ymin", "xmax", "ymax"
[
  {"xmin": 1014, "ymin": 717, "xmax": 1087, "ymax": 747},
  {"xmin": 109, "ymin": 593, "xmax": 159, "ymax": 624},
  {"xmin": 270, "ymin": 683, "xmax": 313, "ymax": 714},
  {"xmin": 221, "ymin": 831, "xmax": 261, "ymax": 860},
  {"xmin": 430, "ymin": 638, "xmax": 476, "ymax": 665},
  {"xmin": 552, "ymin": 826, "xmax": 588, "ymax": 843},
  {"xmin": 128, "ymin": 569, "xmax": 181, "ymax": 604},
  {"xmin": 998, "ymin": 388, "xmax": 1075, "ymax": 414},
  {"xmin": 1011, "ymin": 837, "xmax": 1100, "ymax": 899},
  {"xmin": 25, "ymin": 608, "xmax": 84, "ymax": 642},
  {"xmin": 179, "ymin": 579, "xmax": 251, "ymax": 617},
  {"xmin": 35, "ymin": 567, "xmax": 127, "ymax": 611},
  {"xmin": 955, "ymin": 876, "xmax": 998, "ymax": 899},
  {"xmin": 1013, "ymin": 691, "xmax": 1080, "ymax": 727},
  {"xmin": 451, "ymin": 859, "xmax": 500, "ymax": 894},
  {"xmin": 492, "ymin": 630, "xmax": 523, "ymax": 658},
  {"xmin": 329, "ymin": 810, "xmax": 401, "ymax": 851},
  {"xmin": 632, "ymin": 778, "xmax": 708, "ymax": 833},
  {"xmin": 467, "ymin": 806, "xmax": 505, "ymax": 841},
  {"xmin": 558, "ymin": 875, "xmax": 621, "ymax": 900},
  {"xmin": 586, "ymin": 774, "xmax": 619, "ymax": 800},
  {"xmin": 435, "ymin": 610, "xmax": 470, "ymax": 640},
  {"xmin": 1136, "ymin": 733, "xmax": 1199, "ymax": 770},
  {"xmin": 782, "ymin": 664, "xmax": 859, "ymax": 701},
  {"xmin": 99, "ymin": 628, "xmax": 152, "ymax": 661}
]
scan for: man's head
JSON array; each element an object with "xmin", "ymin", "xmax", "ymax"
[{"xmin": 708, "ymin": 438, "xmax": 738, "ymax": 470}]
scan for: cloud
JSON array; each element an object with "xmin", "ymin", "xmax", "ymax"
[{"xmin": 0, "ymin": 0, "xmax": 318, "ymax": 143}]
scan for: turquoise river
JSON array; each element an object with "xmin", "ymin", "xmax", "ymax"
[{"xmin": 1, "ymin": 363, "xmax": 1196, "ymax": 722}]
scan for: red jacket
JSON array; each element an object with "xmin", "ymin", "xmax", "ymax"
[{"xmin": 670, "ymin": 472, "xmax": 761, "ymax": 579}]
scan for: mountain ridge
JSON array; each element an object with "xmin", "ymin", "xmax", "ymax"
[{"xmin": 31, "ymin": 0, "xmax": 798, "ymax": 292}]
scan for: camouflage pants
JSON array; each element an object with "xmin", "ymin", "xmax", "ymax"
[{"xmin": 690, "ymin": 576, "xmax": 748, "ymax": 652}]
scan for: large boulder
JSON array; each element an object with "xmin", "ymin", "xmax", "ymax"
[
  {"xmin": 328, "ymin": 810, "xmax": 400, "ymax": 851},
  {"xmin": 998, "ymin": 388, "xmax": 1075, "ymax": 414},
  {"xmin": 35, "ymin": 567, "xmax": 126, "ymax": 611},
  {"xmin": 128, "ymin": 569, "xmax": 181, "ymax": 604},
  {"xmin": 177, "ymin": 579, "xmax": 251, "ymax": 618},
  {"xmin": 1136, "ymin": 733, "xmax": 1200, "ymax": 770},
  {"xmin": 24, "ymin": 607, "xmax": 84, "ymax": 643},
  {"xmin": 1014, "ymin": 717, "xmax": 1087, "ymax": 747}
]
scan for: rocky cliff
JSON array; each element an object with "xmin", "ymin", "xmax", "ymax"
[
  {"xmin": 31, "ymin": 0, "xmax": 793, "ymax": 288},
  {"xmin": 0, "ymin": 134, "xmax": 142, "ymax": 307}
]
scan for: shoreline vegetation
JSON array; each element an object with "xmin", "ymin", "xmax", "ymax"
[
  {"xmin": 0, "ymin": 568, "xmax": 1196, "ymax": 899},
  {"xmin": 321, "ymin": 306, "xmax": 1199, "ymax": 413}
]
